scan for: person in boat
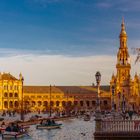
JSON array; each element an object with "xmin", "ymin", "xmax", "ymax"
[
  {"xmin": 46, "ymin": 119, "xmax": 51, "ymax": 125},
  {"xmin": 13, "ymin": 124, "xmax": 20, "ymax": 132},
  {"xmin": 5, "ymin": 124, "xmax": 12, "ymax": 132},
  {"xmin": 40, "ymin": 120, "xmax": 43, "ymax": 125},
  {"xmin": 1, "ymin": 122, "xmax": 5, "ymax": 127},
  {"xmin": 20, "ymin": 125, "xmax": 25, "ymax": 132},
  {"xmin": 51, "ymin": 120, "xmax": 56, "ymax": 124},
  {"xmin": 12, "ymin": 125, "xmax": 19, "ymax": 132}
]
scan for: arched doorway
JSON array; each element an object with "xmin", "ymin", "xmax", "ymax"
[
  {"xmin": 4, "ymin": 101, "xmax": 8, "ymax": 108},
  {"xmin": 56, "ymin": 101, "xmax": 60, "ymax": 107},
  {"xmin": 14, "ymin": 101, "xmax": 19, "ymax": 107}
]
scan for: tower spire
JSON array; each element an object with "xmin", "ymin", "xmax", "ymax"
[{"xmin": 120, "ymin": 17, "xmax": 127, "ymax": 37}]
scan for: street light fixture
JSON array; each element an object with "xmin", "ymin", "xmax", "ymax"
[
  {"xmin": 95, "ymin": 71, "xmax": 102, "ymax": 132},
  {"xmin": 95, "ymin": 71, "xmax": 101, "ymax": 112},
  {"xmin": 49, "ymin": 85, "xmax": 52, "ymax": 117},
  {"xmin": 20, "ymin": 75, "xmax": 24, "ymax": 121},
  {"xmin": 112, "ymin": 85, "xmax": 115, "ymax": 112}
]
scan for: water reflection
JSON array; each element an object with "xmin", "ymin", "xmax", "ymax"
[{"xmin": 11, "ymin": 118, "xmax": 95, "ymax": 140}]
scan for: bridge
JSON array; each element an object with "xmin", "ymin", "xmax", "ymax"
[{"xmin": 94, "ymin": 116, "xmax": 140, "ymax": 140}]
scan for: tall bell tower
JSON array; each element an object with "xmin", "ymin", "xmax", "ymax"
[
  {"xmin": 110, "ymin": 18, "xmax": 132, "ymax": 111},
  {"xmin": 116, "ymin": 18, "xmax": 131, "ymax": 83}
]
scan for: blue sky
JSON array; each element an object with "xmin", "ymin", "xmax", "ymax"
[
  {"xmin": 0, "ymin": 0, "xmax": 139, "ymax": 85},
  {"xmin": 0, "ymin": 0, "xmax": 140, "ymax": 56}
]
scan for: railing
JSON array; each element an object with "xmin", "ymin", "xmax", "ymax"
[{"xmin": 100, "ymin": 120, "xmax": 140, "ymax": 132}]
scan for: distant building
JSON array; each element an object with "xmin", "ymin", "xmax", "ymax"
[
  {"xmin": 0, "ymin": 72, "xmax": 23, "ymax": 110},
  {"xmin": 110, "ymin": 19, "xmax": 140, "ymax": 111},
  {"xmin": 0, "ymin": 72, "xmax": 110, "ymax": 112}
]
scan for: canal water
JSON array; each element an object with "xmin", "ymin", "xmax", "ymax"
[{"xmin": 1, "ymin": 118, "xmax": 95, "ymax": 140}]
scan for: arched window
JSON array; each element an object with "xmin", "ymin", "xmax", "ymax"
[
  {"xmin": 15, "ymin": 93, "xmax": 18, "ymax": 97},
  {"xmin": 74, "ymin": 101, "xmax": 78, "ymax": 106},
  {"xmin": 9, "ymin": 93, "xmax": 13, "ymax": 97},
  {"xmin": 25, "ymin": 101, "xmax": 29, "ymax": 106},
  {"xmin": 38, "ymin": 101, "xmax": 42, "ymax": 106},
  {"xmin": 80, "ymin": 101, "xmax": 83, "ymax": 107},
  {"xmin": 9, "ymin": 101, "xmax": 13, "ymax": 108},
  {"xmin": 86, "ymin": 101, "xmax": 90, "ymax": 107},
  {"xmin": 104, "ymin": 100, "xmax": 108, "ymax": 105},
  {"xmin": 67, "ymin": 101, "xmax": 72, "ymax": 106},
  {"xmin": 62, "ymin": 101, "xmax": 66, "ymax": 107},
  {"xmin": 14, "ymin": 101, "xmax": 19, "ymax": 107},
  {"xmin": 56, "ymin": 101, "xmax": 60, "ymax": 107},
  {"xmin": 4, "ymin": 92, "xmax": 8, "ymax": 97},
  {"xmin": 43, "ymin": 101, "xmax": 48, "ymax": 106},
  {"xmin": 92, "ymin": 101, "xmax": 96, "ymax": 106},
  {"xmin": 50, "ymin": 101, "xmax": 54, "ymax": 106},
  {"xmin": 4, "ymin": 101, "xmax": 8, "ymax": 108},
  {"xmin": 32, "ymin": 101, "xmax": 35, "ymax": 106}
]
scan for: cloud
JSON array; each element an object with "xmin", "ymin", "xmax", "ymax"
[
  {"xmin": 96, "ymin": 0, "xmax": 140, "ymax": 12},
  {"xmin": 117, "ymin": 0, "xmax": 140, "ymax": 12},
  {"xmin": 0, "ymin": 54, "xmax": 115, "ymax": 85},
  {"xmin": 96, "ymin": 2, "xmax": 112, "ymax": 9},
  {"xmin": 0, "ymin": 52, "xmax": 138, "ymax": 86},
  {"xmin": 0, "ymin": 48, "xmax": 53, "ymax": 57}
]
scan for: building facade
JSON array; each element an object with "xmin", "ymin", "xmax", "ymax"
[
  {"xmin": 0, "ymin": 73, "xmax": 23, "ymax": 111},
  {"xmin": 110, "ymin": 19, "xmax": 140, "ymax": 111},
  {"xmin": 0, "ymin": 73, "xmax": 111, "ymax": 112}
]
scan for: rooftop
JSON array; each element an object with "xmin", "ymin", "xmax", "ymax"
[
  {"xmin": 23, "ymin": 85, "xmax": 110, "ymax": 94},
  {"xmin": 0, "ymin": 73, "xmax": 17, "ymax": 80}
]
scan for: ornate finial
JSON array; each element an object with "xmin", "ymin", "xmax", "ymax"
[
  {"xmin": 19, "ymin": 73, "xmax": 24, "ymax": 81},
  {"xmin": 121, "ymin": 17, "xmax": 126, "ymax": 33},
  {"xmin": 112, "ymin": 72, "xmax": 115, "ymax": 78}
]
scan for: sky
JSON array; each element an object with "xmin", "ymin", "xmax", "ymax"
[{"xmin": 0, "ymin": 0, "xmax": 139, "ymax": 85}]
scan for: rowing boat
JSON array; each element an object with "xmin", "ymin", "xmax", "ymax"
[
  {"xmin": 2, "ymin": 131, "xmax": 27, "ymax": 139},
  {"xmin": 36, "ymin": 123, "xmax": 62, "ymax": 129}
]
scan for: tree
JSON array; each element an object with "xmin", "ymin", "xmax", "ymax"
[{"xmin": 132, "ymin": 48, "xmax": 140, "ymax": 64}]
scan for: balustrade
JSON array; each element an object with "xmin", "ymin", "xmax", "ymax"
[{"xmin": 99, "ymin": 120, "xmax": 140, "ymax": 132}]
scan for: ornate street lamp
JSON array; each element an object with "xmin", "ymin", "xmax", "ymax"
[
  {"xmin": 49, "ymin": 85, "xmax": 52, "ymax": 117},
  {"xmin": 112, "ymin": 85, "xmax": 115, "ymax": 112},
  {"xmin": 20, "ymin": 75, "xmax": 24, "ymax": 121},
  {"xmin": 95, "ymin": 71, "xmax": 101, "ymax": 112},
  {"xmin": 95, "ymin": 71, "xmax": 102, "ymax": 132}
]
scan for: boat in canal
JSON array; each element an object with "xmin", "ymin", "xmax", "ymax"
[
  {"xmin": 2, "ymin": 131, "xmax": 27, "ymax": 139},
  {"xmin": 36, "ymin": 118, "xmax": 62, "ymax": 130},
  {"xmin": 84, "ymin": 114, "xmax": 90, "ymax": 121},
  {"xmin": 36, "ymin": 123, "xmax": 62, "ymax": 129}
]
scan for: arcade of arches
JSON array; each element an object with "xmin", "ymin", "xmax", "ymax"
[{"xmin": 0, "ymin": 74, "xmax": 111, "ymax": 112}]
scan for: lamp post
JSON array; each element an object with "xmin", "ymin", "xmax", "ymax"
[
  {"xmin": 66, "ymin": 90, "xmax": 68, "ymax": 116},
  {"xmin": 95, "ymin": 71, "xmax": 102, "ymax": 132},
  {"xmin": 95, "ymin": 71, "xmax": 101, "ymax": 112},
  {"xmin": 20, "ymin": 76, "xmax": 24, "ymax": 121},
  {"xmin": 49, "ymin": 85, "xmax": 52, "ymax": 117},
  {"xmin": 112, "ymin": 85, "xmax": 115, "ymax": 112}
]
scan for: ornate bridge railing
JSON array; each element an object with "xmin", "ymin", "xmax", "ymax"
[
  {"xmin": 101, "ymin": 120, "xmax": 140, "ymax": 132},
  {"xmin": 94, "ymin": 118, "xmax": 140, "ymax": 140}
]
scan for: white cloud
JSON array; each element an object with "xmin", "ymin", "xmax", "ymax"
[
  {"xmin": 96, "ymin": 2, "xmax": 112, "ymax": 9},
  {"xmin": 0, "ymin": 53, "xmax": 138, "ymax": 86}
]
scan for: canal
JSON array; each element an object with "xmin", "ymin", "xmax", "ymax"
[{"xmin": 1, "ymin": 118, "xmax": 95, "ymax": 140}]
